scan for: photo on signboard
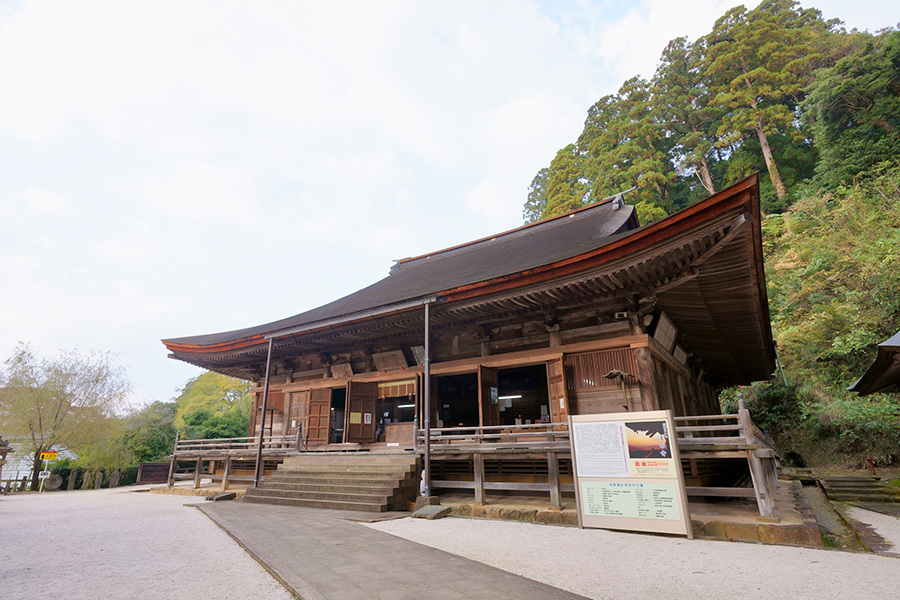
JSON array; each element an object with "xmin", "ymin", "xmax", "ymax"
[{"xmin": 624, "ymin": 420, "xmax": 669, "ymax": 459}]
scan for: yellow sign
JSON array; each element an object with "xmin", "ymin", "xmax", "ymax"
[
  {"xmin": 40, "ymin": 451, "xmax": 58, "ymax": 461},
  {"xmin": 349, "ymin": 412, "xmax": 362, "ymax": 424}
]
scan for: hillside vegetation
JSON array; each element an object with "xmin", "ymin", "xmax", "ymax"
[{"xmin": 526, "ymin": 1, "xmax": 900, "ymax": 468}]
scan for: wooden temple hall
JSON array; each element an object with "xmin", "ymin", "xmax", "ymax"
[{"xmin": 162, "ymin": 175, "xmax": 780, "ymax": 516}]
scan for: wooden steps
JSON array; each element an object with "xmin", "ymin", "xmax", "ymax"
[{"xmin": 243, "ymin": 453, "xmax": 420, "ymax": 512}]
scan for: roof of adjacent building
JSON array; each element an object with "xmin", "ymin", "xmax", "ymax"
[{"xmin": 847, "ymin": 331, "xmax": 900, "ymax": 395}]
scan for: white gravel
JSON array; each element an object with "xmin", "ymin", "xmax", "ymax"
[
  {"xmin": 0, "ymin": 487, "xmax": 293, "ymax": 600},
  {"xmin": 366, "ymin": 515, "xmax": 900, "ymax": 600},
  {"xmin": 845, "ymin": 505, "xmax": 900, "ymax": 552}
]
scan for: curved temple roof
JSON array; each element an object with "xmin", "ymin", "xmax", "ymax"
[
  {"xmin": 164, "ymin": 197, "xmax": 639, "ymax": 349},
  {"xmin": 163, "ymin": 176, "xmax": 774, "ymax": 386}
]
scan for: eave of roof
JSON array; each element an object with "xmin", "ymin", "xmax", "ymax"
[{"xmin": 847, "ymin": 331, "xmax": 900, "ymax": 395}]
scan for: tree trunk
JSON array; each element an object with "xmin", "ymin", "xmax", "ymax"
[
  {"xmin": 756, "ymin": 121, "xmax": 786, "ymax": 199},
  {"xmin": 30, "ymin": 449, "xmax": 42, "ymax": 491},
  {"xmin": 695, "ymin": 156, "xmax": 715, "ymax": 195}
]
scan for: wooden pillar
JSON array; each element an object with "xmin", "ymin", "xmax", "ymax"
[
  {"xmin": 473, "ymin": 453, "xmax": 485, "ymax": 505},
  {"xmin": 221, "ymin": 457, "xmax": 232, "ymax": 491},
  {"xmin": 633, "ymin": 346, "xmax": 660, "ymax": 411},
  {"xmin": 547, "ymin": 452, "xmax": 561, "ymax": 508},
  {"xmin": 167, "ymin": 431, "xmax": 180, "ymax": 488},
  {"xmin": 192, "ymin": 457, "xmax": 203, "ymax": 489}
]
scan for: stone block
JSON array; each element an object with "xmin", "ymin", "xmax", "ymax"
[
  {"xmin": 724, "ymin": 522, "xmax": 760, "ymax": 541},
  {"xmin": 412, "ymin": 505, "xmax": 451, "ymax": 520},
  {"xmin": 470, "ymin": 504, "xmax": 486, "ymax": 518},
  {"xmin": 758, "ymin": 524, "xmax": 823, "ymax": 547},
  {"xmin": 499, "ymin": 508, "xmax": 521, "ymax": 521},
  {"xmin": 704, "ymin": 521, "xmax": 727, "ymax": 538},
  {"xmin": 455, "ymin": 504, "xmax": 472, "ymax": 517},
  {"xmin": 484, "ymin": 506, "xmax": 502, "ymax": 520},
  {"xmin": 519, "ymin": 509, "xmax": 538, "ymax": 522},
  {"xmin": 561, "ymin": 511, "xmax": 579, "ymax": 526},
  {"xmin": 536, "ymin": 510, "xmax": 563, "ymax": 525},
  {"xmin": 415, "ymin": 495, "xmax": 441, "ymax": 510},
  {"xmin": 691, "ymin": 520, "xmax": 706, "ymax": 537}
]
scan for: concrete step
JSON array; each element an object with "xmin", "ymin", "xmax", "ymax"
[
  {"xmin": 278, "ymin": 464, "xmax": 416, "ymax": 474},
  {"xmin": 263, "ymin": 481, "xmax": 397, "ymax": 495},
  {"xmin": 831, "ymin": 492, "xmax": 900, "ymax": 503},
  {"xmin": 244, "ymin": 453, "xmax": 420, "ymax": 512},
  {"xmin": 283, "ymin": 455, "xmax": 418, "ymax": 467},
  {"xmin": 825, "ymin": 487, "xmax": 900, "ymax": 500},
  {"xmin": 245, "ymin": 487, "xmax": 391, "ymax": 505},
  {"xmin": 242, "ymin": 493, "xmax": 388, "ymax": 512},
  {"xmin": 266, "ymin": 472, "xmax": 409, "ymax": 487}
]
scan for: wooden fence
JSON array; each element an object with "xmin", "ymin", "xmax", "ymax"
[
  {"xmin": 418, "ymin": 401, "xmax": 779, "ymax": 518},
  {"xmin": 167, "ymin": 432, "xmax": 301, "ymax": 490}
]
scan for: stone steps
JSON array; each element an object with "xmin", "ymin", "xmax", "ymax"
[
  {"xmin": 243, "ymin": 453, "xmax": 419, "ymax": 512},
  {"xmin": 821, "ymin": 476, "xmax": 900, "ymax": 503}
]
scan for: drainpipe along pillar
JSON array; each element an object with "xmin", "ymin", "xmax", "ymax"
[
  {"xmin": 423, "ymin": 302, "xmax": 432, "ymax": 498},
  {"xmin": 253, "ymin": 337, "xmax": 274, "ymax": 488}
]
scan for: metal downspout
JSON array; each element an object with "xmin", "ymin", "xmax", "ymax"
[
  {"xmin": 253, "ymin": 337, "xmax": 274, "ymax": 488},
  {"xmin": 423, "ymin": 301, "xmax": 431, "ymax": 497}
]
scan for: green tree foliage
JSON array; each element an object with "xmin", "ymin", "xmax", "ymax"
[
  {"xmin": 0, "ymin": 343, "xmax": 131, "ymax": 490},
  {"xmin": 544, "ymin": 144, "xmax": 587, "ymax": 218},
  {"xmin": 705, "ymin": 0, "xmax": 835, "ymax": 201},
  {"xmin": 182, "ymin": 408, "xmax": 249, "ymax": 440},
  {"xmin": 173, "ymin": 371, "xmax": 252, "ymax": 439},
  {"xmin": 120, "ymin": 401, "xmax": 177, "ymax": 462},
  {"xmin": 173, "ymin": 370, "xmax": 252, "ymax": 428},
  {"xmin": 581, "ymin": 77, "xmax": 677, "ymax": 210},
  {"xmin": 765, "ymin": 164, "xmax": 900, "ymax": 386},
  {"xmin": 652, "ymin": 37, "xmax": 723, "ymax": 202},
  {"xmin": 804, "ymin": 29, "xmax": 900, "ymax": 187},
  {"xmin": 523, "ymin": 167, "xmax": 549, "ymax": 224},
  {"xmin": 761, "ymin": 163, "xmax": 900, "ymax": 461},
  {"xmin": 523, "ymin": 0, "xmax": 878, "ymax": 222}
]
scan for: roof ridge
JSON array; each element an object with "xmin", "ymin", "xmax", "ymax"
[{"xmin": 392, "ymin": 196, "xmax": 624, "ymax": 273}]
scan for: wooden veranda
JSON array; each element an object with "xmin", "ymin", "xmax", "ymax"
[{"xmin": 168, "ymin": 398, "xmax": 778, "ymax": 518}]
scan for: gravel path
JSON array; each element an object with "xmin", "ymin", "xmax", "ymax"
[
  {"xmin": 367, "ymin": 515, "xmax": 900, "ymax": 600},
  {"xmin": 0, "ymin": 487, "xmax": 293, "ymax": 600}
]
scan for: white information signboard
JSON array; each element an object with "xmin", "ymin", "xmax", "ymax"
[{"xmin": 570, "ymin": 410, "xmax": 692, "ymax": 538}]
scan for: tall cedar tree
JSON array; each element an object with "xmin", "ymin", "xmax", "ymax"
[
  {"xmin": 705, "ymin": 0, "xmax": 835, "ymax": 200},
  {"xmin": 651, "ymin": 37, "xmax": 723, "ymax": 197}
]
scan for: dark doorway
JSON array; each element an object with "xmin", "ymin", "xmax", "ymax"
[
  {"xmin": 330, "ymin": 387, "xmax": 346, "ymax": 444},
  {"xmin": 497, "ymin": 365, "xmax": 549, "ymax": 426},
  {"xmin": 436, "ymin": 373, "xmax": 479, "ymax": 428}
]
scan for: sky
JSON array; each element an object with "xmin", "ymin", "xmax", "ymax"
[{"xmin": 1, "ymin": 0, "xmax": 897, "ymax": 409}]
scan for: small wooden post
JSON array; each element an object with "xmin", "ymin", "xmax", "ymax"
[
  {"xmin": 547, "ymin": 451, "xmax": 561, "ymax": 508},
  {"xmin": 167, "ymin": 432, "xmax": 180, "ymax": 488},
  {"xmin": 67, "ymin": 469, "xmax": 78, "ymax": 491},
  {"xmin": 221, "ymin": 456, "xmax": 232, "ymax": 492},
  {"xmin": 192, "ymin": 457, "xmax": 203, "ymax": 489},
  {"xmin": 473, "ymin": 453, "xmax": 485, "ymax": 505}
]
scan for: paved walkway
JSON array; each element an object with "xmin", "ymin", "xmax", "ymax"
[{"xmin": 198, "ymin": 501, "xmax": 589, "ymax": 600}]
